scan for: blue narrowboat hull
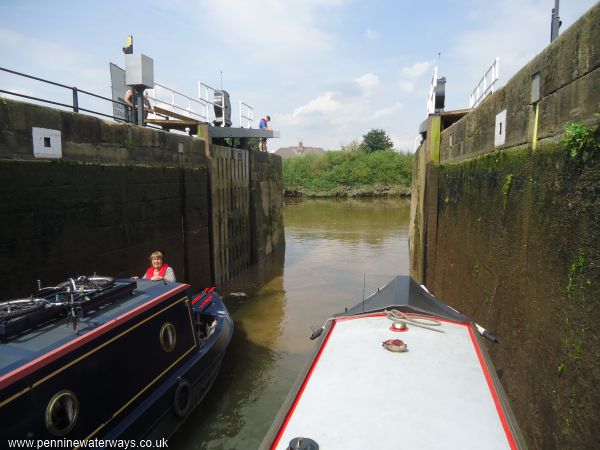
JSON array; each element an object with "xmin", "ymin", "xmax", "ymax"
[{"xmin": 0, "ymin": 278, "xmax": 233, "ymax": 445}]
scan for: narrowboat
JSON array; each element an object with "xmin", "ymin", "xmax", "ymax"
[
  {"xmin": 0, "ymin": 275, "xmax": 233, "ymax": 445},
  {"xmin": 261, "ymin": 275, "xmax": 527, "ymax": 450}
]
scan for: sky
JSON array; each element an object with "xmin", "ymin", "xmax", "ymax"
[{"xmin": 0, "ymin": 0, "xmax": 597, "ymax": 152}]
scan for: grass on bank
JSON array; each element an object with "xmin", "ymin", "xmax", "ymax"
[{"xmin": 283, "ymin": 149, "xmax": 413, "ymax": 197}]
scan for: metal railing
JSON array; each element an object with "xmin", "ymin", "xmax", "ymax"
[
  {"xmin": 426, "ymin": 67, "xmax": 438, "ymax": 114},
  {"xmin": 198, "ymin": 81, "xmax": 225, "ymax": 125},
  {"xmin": 240, "ymin": 101, "xmax": 254, "ymax": 128},
  {"xmin": 469, "ymin": 57, "xmax": 500, "ymax": 108},
  {"xmin": 146, "ymin": 82, "xmax": 209, "ymax": 122},
  {"xmin": 199, "ymin": 81, "xmax": 255, "ymax": 128},
  {"xmin": 1, "ymin": 66, "xmax": 259, "ymax": 131},
  {"xmin": 0, "ymin": 66, "xmax": 129, "ymax": 122},
  {"xmin": 414, "ymin": 135, "xmax": 423, "ymax": 151}
]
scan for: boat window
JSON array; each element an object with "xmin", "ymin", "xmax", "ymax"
[
  {"xmin": 160, "ymin": 322, "xmax": 177, "ymax": 352},
  {"xmin": 45, "ymin": 390, "xmax": 79, "ymax": 436}
]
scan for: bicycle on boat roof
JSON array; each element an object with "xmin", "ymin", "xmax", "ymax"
[{"xmin": 0, "ymin": 275, "xmax": 115, "ymax": 329}]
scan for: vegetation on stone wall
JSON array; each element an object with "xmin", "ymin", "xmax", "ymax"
[
  {"xmin": 282, "ymin": 149, "xmax": 412, "ymax": 197},
  {"xmin": 123, "ymin": 136, "xmax": 134, "ymax": 151},
  {"xmin": 502, "ymin": 173, "xmax": 514, "ymax": 207},
  {"xmin": 561, "ymin": 120, "xmax": 599, "ymax": 161},
  {"xmin": 557, "ymin": 243, "xmax": 598, "ymax": 441}
]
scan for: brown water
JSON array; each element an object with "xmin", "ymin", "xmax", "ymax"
[{"xmin": 171, "ymin": 197, "xmax": 411, "ymax": 449}]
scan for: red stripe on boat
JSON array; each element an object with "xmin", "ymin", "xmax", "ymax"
[
  {"xmin": 270, "ymin": 320, "xmax": 337, "ymax": 449},
  {"xmin": 191, "ymin": 294, "xmax": 204, "ymax": 305},
  {"xmin": 0, "ymin": 284, "xmax": 189, "ymax": 391},
  {"xmin": 198, "ymin": 296, "xmax": 213, "ymax": 310},
  {"xmin": 468, "ymin": 325, "xmax": 518, "ymax": 450}
]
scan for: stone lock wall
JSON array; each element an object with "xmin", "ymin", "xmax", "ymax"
[
  {"xmin": 250, "ymin": 151, "xmax": 285, "ymax": 263},
  {"xmin": 207, "ymin": 144, "xmax": 285, "ymax": 286},
  {"xmin": 0, "ymin": 97, "xmax": 284, "ymax": 298},
  {"xmin": 410, "ymin": 5, "xmax": 600, "ymax": 449}
]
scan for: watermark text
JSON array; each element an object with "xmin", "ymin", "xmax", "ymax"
[{"xmin": 7, "ymin": 438, "xmax": 168, "ymax": 449}]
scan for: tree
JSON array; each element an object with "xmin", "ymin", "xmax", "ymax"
[
  {"xmin": 341, "ymin": 139, "xmax": 362, "ymax": 152},
  {"xmin": 361, "ymin": 128, "xmax": 393, "ymax": 153}
]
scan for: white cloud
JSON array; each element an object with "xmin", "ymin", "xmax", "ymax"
[
  {"xmin": 398, "ymin": 80, "xmax": 414, "ymax": 92},
  {"xmin": 365, "ymin": 29, "xmax": 380, "ymax": 40},
  {"xmin": 395, "ymin": 60, "xmax": 432, "ymax": 101},
  {"xmin": 391, "ymin": 134, "xmax": 420, "ymax": 152},
  {"xmin": 443, "ymin": 0, "xmax": 552, "ymax": 109},
  {"xmin": 292, "ymin": 92, "xmax": 342, "ymax": 117},
  {"xmin": 0, "ymin": 26, "xmax": 111, "ymax": 115},
  {"xmin": 400, "ymin": 61, "xmax": 433, "ymax": 79},
  {"xmin": 2, "ymin": 0, "xmax": 596, "ymax": 153},
  {"xmin": 0, "ymin": 27, "xmax": 106, "ymax": 89},
  {"xmin": 277, "ymin": 79, "xmax": 406, "ymax": 148},
  {"xmin": 190, "ymin": 0, "xmax": 348, "ymax": 61},
  {"xmin": 466, "ymin": 9, "xmax": 480, "ymax": 21},
  {"xmin": 372, "ymin": 102, "xmax": 403, "ymax": 119},
  {"xmin": 354, "ymin": 73, "xmax": 379, "ymax": 92}
]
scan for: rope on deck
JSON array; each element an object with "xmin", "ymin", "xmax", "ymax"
[{"xmin": 385, "ymin": 309, "xmax": 445, "ymax": 333}]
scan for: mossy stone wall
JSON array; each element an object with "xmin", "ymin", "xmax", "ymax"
[
  {"xmin": 411, "ymin": 4, "xmax": 600, "ymax": 448},
  {"xmin": 0, "ymin": 97, "xmax": 284, "ymax": 298},
  {"xmin": 428, "ymin": 142, "xmax": 599, "ymax": 449},
  {"xmin": 0, "ymin": 160, "xmax": 211, "ymax": 297},
  {"xmin": 250, "ymin": 151, "xmax": 285, "ymax": 262}
]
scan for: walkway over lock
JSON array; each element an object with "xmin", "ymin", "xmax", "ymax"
[
  {"xmin": 147, "ymin": 105, "xmax": 280, "ymax": 141},
  {"xmin": 145, "ymin": 79, "xmax": 279, "ymax": 144}
]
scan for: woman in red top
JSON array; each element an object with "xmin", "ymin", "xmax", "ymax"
[{"xmin": 143, "ymin": 251, "xmax": 176, "ymax": 282}]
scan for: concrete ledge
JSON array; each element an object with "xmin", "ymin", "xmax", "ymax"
[
  {"xmin": 209, "ymin": 127, "xmax": 280, "ymax": 139},
  {"xmin": 0, "ymin": 97, "xmax": 208, "ymax": 168},
  {"xmin": 440, "ymin": 2, "xmax": 600, "ymax": 163}
]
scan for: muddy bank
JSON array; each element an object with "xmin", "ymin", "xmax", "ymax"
[{"xmin": 284, "ymin": 184, "xmax": 411, "ymax": 198}]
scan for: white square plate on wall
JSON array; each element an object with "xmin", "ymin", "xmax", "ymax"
[
  {"xmin": 32, "ymin": 127, "xmax": 62, "ymax": 158},
  {"xmin": 494, "ymin": 110, "xmax": 507, "ymax": 147}
]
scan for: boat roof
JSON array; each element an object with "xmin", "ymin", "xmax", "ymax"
[
  {"xmin": 0, "ymin": 279, "xmax": 188, "ymax": 385},
  {"xmin": 270, "ymin": 314, "xmax": 518, "ymax": 450},
  {"xmin": 342, "ymin": 275, "xmax": 470, "ymax": 322},
  {"xmin": 266, "ymin": 276, "xmax": 525, "ymax": 450}
]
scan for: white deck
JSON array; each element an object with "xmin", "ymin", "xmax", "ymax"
[{"xmin": 272, "ymin": 314, "xmax": 515, "ymax": 450}]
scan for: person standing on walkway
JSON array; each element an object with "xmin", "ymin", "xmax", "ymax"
[
  {"xmin": 259, "ymin": 115, "xmax": 271, "ymax": 152},
  {"xmin": 124, "ymin": 88, "xmax": 137, "ymax": 123},
  {"xmin": 125, "ymin": 89, "xmax": 154, "ymax": 125}
]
